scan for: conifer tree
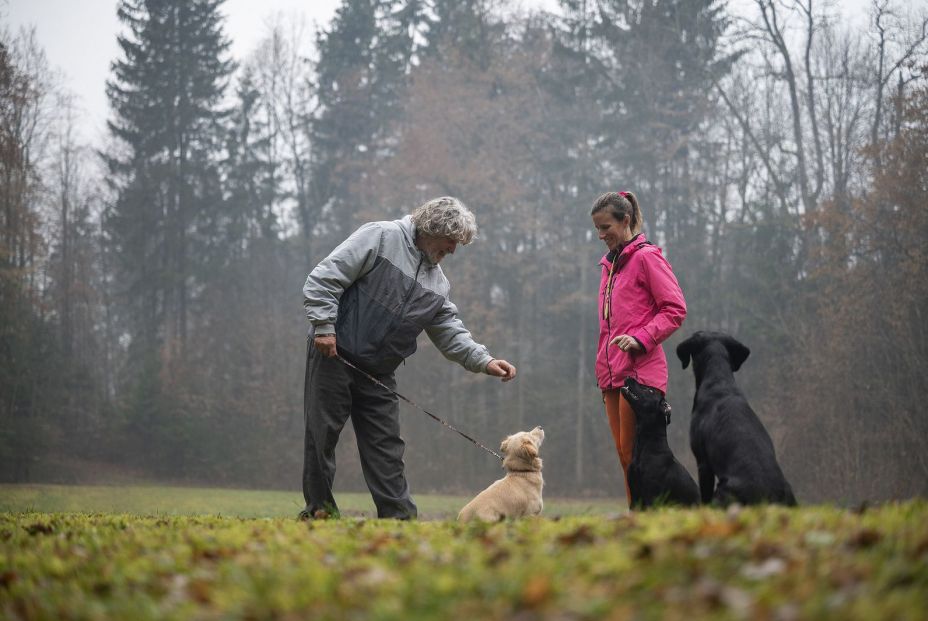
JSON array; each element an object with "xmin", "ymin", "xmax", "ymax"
[
  {"xmin": 104, "ymin": 0, "xmax": 234, "ymax": 360},
  {"xmin": 425, "ymin": 0, "xmax": 497, "ymax": 66},
  {"xmin": 309, "ymin": 0, "xmax": 426, "ymax": 241},
  {"xmin": 224, "ymin": 68, "xmax": 279, "ymax": 249},
  {"xmin": 309, "ymin": 0, "xmax": 378, "ymax": 239},
  {"xmin": 579, "ymin": 0, "xmax": 734, "ymax": 238},
  {"xmin": 103, "ymin": 0, "xmax": 234, "ymax": 470}
]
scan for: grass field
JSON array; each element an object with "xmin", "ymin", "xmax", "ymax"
[
  {"xmin": 1, "ymin": 485, "xmax": 926, "ymax": 620},
  {"xmin": 0, "ymin": 484, "xmax": 621, "ymax": 519}
]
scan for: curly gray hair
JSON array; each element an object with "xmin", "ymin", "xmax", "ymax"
[{"xmin": 410, "ymin": 197, "xmax": 477, "ymax": 245}]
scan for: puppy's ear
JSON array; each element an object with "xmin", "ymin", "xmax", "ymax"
[
  {"xmin": 723, "ymin": 336, "xmax": 751, "ymax": 372},
  {"xmin": 676, "ymin": 333, "xmax": 702, "ymax": 369},
  {"xmin": 520, "ymin": 439, "xmax": 538, "ymax": 460}
]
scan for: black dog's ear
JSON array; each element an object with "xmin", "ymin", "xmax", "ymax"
[
  {"xmin": 676, "ymin": 333, "xmax": 703, "ymax": 369},
  {"xmin": 723, "ymin": 335, "xmax": 751, "ymax": 372},
  {"xmin": 676, "ymin": 348, "xmax": 691, "ymax": 369}
]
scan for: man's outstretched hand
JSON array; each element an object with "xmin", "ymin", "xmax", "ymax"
[
  {"xmin": 316, "ymin": 336, "xmax": 515, "ymax": 381},
  {"xmin": 487, "ymin": 359, "xmax": 517, "ymax": 382},
  {"xmin": 314, "ymin": 334, "xmax": 337, "ymax": 357}
]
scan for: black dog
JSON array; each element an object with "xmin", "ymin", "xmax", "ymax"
[
  {"xmin": 620, "ymin": 378, "xmax": 699, "ymax": 508},
  {"xmin": 677, "ymin": 331, "xmax": 797, "ymax": 506}
]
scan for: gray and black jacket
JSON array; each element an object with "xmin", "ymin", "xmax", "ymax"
[{"xmin": 303, "ymin": 216, "xmax": 493, "ymax": 376}]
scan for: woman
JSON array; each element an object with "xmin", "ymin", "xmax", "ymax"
[{"xmin": 592, "ymin": 191, "xmax": 687, "ymax": 507}]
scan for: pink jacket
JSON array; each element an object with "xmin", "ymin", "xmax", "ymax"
[{"xmin": 596, "ymin": 235, "xmax": 687, "ymax": 393}]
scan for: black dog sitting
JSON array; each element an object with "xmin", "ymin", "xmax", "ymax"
[
  {"xmin": 677, "ymin": 331, "xmax": 797, "ymax": 506},
  {"xmin": 620, "ymin": 378, "xmax": 699, "ymax": 508}
]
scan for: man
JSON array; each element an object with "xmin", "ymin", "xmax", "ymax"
[{"xmin": 301, "ymin": 196, "xmax": 517, "ymax": 520}]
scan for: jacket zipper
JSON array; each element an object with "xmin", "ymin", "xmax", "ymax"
[
  {"xmin": 375, "ymin": 254, "xmax": 423, "ymax": 362},
  {"xmin": 604, "ymin": 241, "xmax": 651, "ymax": 388},
  {"xmin": 603, "ymin": 248, "xmax": 627, "ymax": 388},
  {"xmin": 605, "ymin": 270, "xmax": 615, "ymax": 387},
  {"xmin": 402, "ymin": 256, "xmax": 423, "ymax": 312}
]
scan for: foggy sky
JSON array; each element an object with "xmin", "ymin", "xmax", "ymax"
[{"xmin": 5, "ymin": 0, "xmax": 562, "ymax": 149}]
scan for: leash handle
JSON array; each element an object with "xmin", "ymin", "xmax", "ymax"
[{"xmin": 335, "ymin": 354, "xmax": 504, "ymax": 462}]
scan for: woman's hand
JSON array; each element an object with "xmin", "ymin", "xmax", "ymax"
[
  {"xmin": 487, "ymin": 359, "xmax": 517, "ymax": 382},
  {"xmin": 610, "ymin": 334, "xmax": 642, "ymax": 353}
]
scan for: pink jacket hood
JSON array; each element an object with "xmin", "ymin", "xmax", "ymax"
[{"xmin": 596, "ymin": 235, "xmax": 687, "ymax": 393}]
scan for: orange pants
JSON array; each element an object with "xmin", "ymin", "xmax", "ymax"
[{"xmin": 603, "ymin": 389, "xmax": 636, "ymax": 506}]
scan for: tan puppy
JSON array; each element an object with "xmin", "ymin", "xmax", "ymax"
[{"xmin": 458, "ymin": 426, "xmax": 544, "ymax": 522}]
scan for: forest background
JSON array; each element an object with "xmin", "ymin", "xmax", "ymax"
[{"xmin": 2, "ymin": 0, "xmax": 927, "ymax": 504}]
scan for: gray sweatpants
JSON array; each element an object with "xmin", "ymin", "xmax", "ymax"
[{"xmin": 302, "ymin": 344, "xmax": 418, "ymax": 519}]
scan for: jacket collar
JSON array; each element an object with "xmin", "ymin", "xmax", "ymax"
[
  {"xmin": 398, "ymin": 214, "xmax": 439, "ymax": 268},
  {"xmin": 600, "ymin": 233, "xmax": 646, "ymax": 268},
  {"xmin": 398, "ymin": 215, "xmax": 417, "ymax": 246}
]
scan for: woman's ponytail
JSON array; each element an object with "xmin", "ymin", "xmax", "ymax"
[{"xmin": 623, "ymin": 191, "xmax": 642, "ymax": 235}]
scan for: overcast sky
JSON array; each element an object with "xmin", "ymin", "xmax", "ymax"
[
  {"xmin": 6, "ymin": 0, "xmax": 566, "ymax": 147},
  {"xmin": 5, "ymin": 0, "xmax": 877, "ymax": 149},
  {"xmin": 5, "ymin": 0, "xmax": 343, "ymax": 145}
]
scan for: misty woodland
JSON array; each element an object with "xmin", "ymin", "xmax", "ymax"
[{"xmin": 1, "ymin": 0, "xmax": 926, "ymax": 503}]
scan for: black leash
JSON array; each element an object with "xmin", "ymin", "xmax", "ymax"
[{"xmin": 336, "ymin": 354, "xmax": 504, "ymax": 462}]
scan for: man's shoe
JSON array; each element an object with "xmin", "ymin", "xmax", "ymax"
[{"xmin": 298, "ymin": 508, "xmax": 333, "ymax": 521}]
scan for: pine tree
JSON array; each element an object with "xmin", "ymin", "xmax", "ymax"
[
  {"xmin": 103, "ymin": 0, "xmax": 234, "ymax": 472},
  {"xmin": 224, "ymin": 68, "xmax": 279, "ymax": 250},
  {"xmin": 104, "ymin": 0, "xmax": 234, "ymax": 359},
  {"xmin": 309, "ymin": 0, "xmax": 426, "ymax": 241},
  {"xmin": 309, "ymin": 0, "xmax": 377, "ymax": 239},
  {"xmin": 425, "ymin": 0, "xmax": 498, "ymax": 66}
]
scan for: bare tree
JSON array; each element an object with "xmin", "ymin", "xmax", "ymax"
[
  {"xmin": 868, "ymin": 0, "xmax": 928, "ymax": 167},
  {"xmin": 750, "ymin": 0, "xmax": 823, "ymax": 215},
  {"xmin": 47, "ymin": 92, "xmax": 81, "ymax": 356},
  {"xmin": 0, "ymin": 27, "xmax": 55, "ymax": 480},
  {"xmin": 815, "ymin": 22, "xmax": 869, "ymax": 206}
]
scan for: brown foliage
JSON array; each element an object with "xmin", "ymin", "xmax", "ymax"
[{"xmin": 786, "ymin": 83, "xmax": 928, "ymax": 502}]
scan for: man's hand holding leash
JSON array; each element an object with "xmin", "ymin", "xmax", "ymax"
[{"xmin": 313, "ymin": 334, "xmax": 338, "ymax": 357}]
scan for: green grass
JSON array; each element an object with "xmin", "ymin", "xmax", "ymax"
[
  {"xmin": 1, "ymin": 487, "xmax": 926, "ymax": 620},
  {"xmin": 0, "ymin": 484, "xmax": 620, "ymax": 519}
]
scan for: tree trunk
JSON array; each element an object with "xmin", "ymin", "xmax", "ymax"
[{"xmin": 575, "ymin": 258, "xmax": 589, "ymax": 485}]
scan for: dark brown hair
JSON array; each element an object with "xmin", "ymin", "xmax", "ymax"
[{"xmin": 591, "ymin": 191, "xmax": 643, "ymax": 235}]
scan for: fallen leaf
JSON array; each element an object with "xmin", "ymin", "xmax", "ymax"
[
  {"xmin": 699, "ymin": 521, "xmax": 739, "ymax": 538},
  {"xmin": 521, "ymin": 575, "xmax": 552, "ymax": 608},
  {"xmin": 752, "ymin": 540, "xmax": 785, "ymax": 560},
  {"xmin": 188, "ymin": 578, "xmax": 212, "ymax": 604},
  {"xmin": 24, "ymin": 522, "xmax": 54, "ymax": 536},
  {"xmin": 846, "ymin": 529, "xmax": 881, "ymax": 549},
  {"xmin": 557, "ymin": 525, "xmax": 595, "ymax": 546},
  {"xmin": 0, "ymin": 571, "xmax": 17, "ymax": 589}
]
